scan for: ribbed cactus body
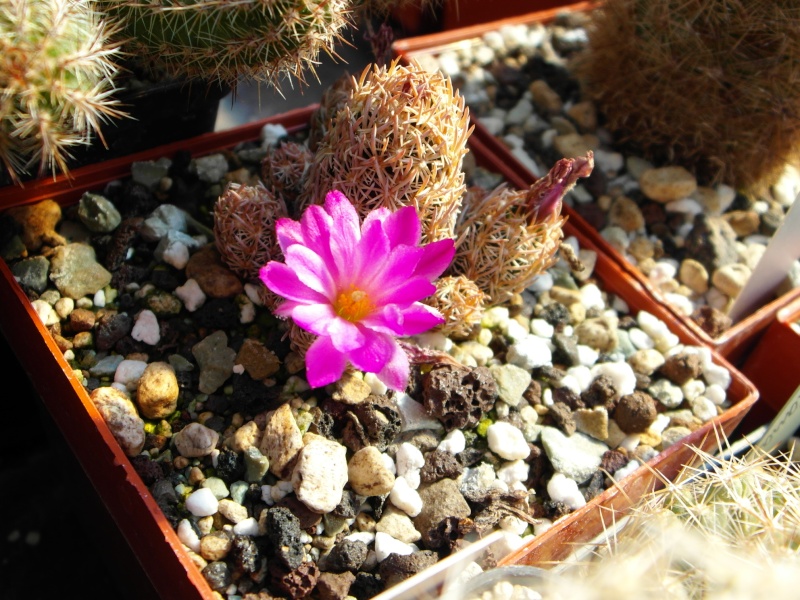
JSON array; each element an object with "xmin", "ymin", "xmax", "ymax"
[
  {"xmin": 0, "ymin": 0, "xmax": 125, "ymax": 183},
  {"xmin": 101, "ymin": 0, "xmax": 352, "ymax": 89},
  {"xmin": 301, "ymin": 59, "xmax": 472, "ymax": 245}
]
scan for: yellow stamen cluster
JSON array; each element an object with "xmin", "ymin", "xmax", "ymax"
[{"xmin": 335, "ymin": 288, "xmax": 373, "ymax": 322}]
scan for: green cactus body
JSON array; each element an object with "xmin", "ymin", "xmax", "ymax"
[
  {"xmin": 0, "ymin": 0, "xmax": 126, "ymax": 183},
  {"xmin": 100, "ymin": 0, "xmax": 352, "ymax": 89}
]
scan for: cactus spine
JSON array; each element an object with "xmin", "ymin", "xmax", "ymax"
[
  {"xmin": 0, "ymin": 0, "xmax": 126, "ymax": 183},
  {"xmin": 99, "ymin": 0, "xmax": 352, "ymax": 89}
]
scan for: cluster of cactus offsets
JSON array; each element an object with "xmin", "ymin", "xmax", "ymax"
[
  {"xmin": 260, "ymin": 141, "xmax": 314, "ymax": 214},
  {"xmin": 451, "ymin": 153, "xmax": 594, "ymax": 306},
  {"xmin": 300, "ymin": 59, "xmax": 473, "ymax": 245},
  {"xmin": 307, "ymin": 72, "xmax": 354, "ymax": 153},
  {"xmin": 571, "ymin": 0, "xmax": 800, "ymax": 193},
  {"xmin": 0, "ymin": 0, "xmax": 126, "ymax": 183},
  {"xmin": 99, "ymin": 0, "xmax": 352, "ymax": 90},
  {"xmin": 213, "ymin": 182, "xmax": 288, "ymax": 282}
]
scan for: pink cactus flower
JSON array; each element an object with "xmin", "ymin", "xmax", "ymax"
[{"xmin": 260, "ymin": 190, "xmax": 455, "ymax": 391}]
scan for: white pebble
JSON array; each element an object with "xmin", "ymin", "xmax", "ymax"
[
  {"xmin": 114, "ymin": 359, "xmax": 148, "ymax": 391},
  {"xmin": 628, "ymin": 327, "xmax": 655, "ymax": 350},
  {"xmin": 233, "ymin": 517, "xmax": 260, "ymax": 536},
  {"xmin": 175, "ymin": 278, "xmax": 206, "ymax": 312},
  {"xmin": 618, "ymin": 434, "xmax": 641, "ymax": 453},
  {"xmin": 506, "ymin": 319, "xmax": 529, "ymax": 342},
  {"xmin": 590, "ymin": 361, "xmax": 637, "ymax": 399},
  {"xmin": 345, "ymin": 531, "xmax": 375, "ymax": 545},
  {"xmin": 613, "ymin": 460, "xmax": 641, "ymax": 481},
  {"xmin": 527, "ymin": 272, "xmax": 554, "ymax": 293},
  {"xmin": 177, "ymin": 519, "xmax": 200, "ymax": 552},
  {"xmin": 131, "ymin": 309, "xmax": 160, "ymax": 345},
  {"xmin": 703, "ymin": 362, "xmax": 732, "ymax": 390},
  {"xmin": 93, "ymin": 289, "xmax": 106, "ymax": 308},
  {"xmin": 546, "ymin": 473, "xmax": 586, "ymax": 510},
  {"xmin": 664, "ymin": 292, "xmax": 695, "ymax": 317},
  {"xmin": 705, "ymin": 383, "xmax": 727, "ymax": 405},
  {"xmin": 533, "ymin": 518, "xmax": 554, "ymax": 536},
  {"xmin": 487, "ymin": 422, "xmax": 530, "ymax": 460},
  {"xmin": 692, "ymin": 397, "xmax": 718, "ymax": 422},
  {"xmin": 499, "ymin": 515, "xmax": 529, "ymax": 536},
  {"xmin": 364, "ymin": 372, "xmax": 388, "ymax": 395},
  {"xmin": 185, "ymin": 487, "xmax": 219, "ymax": 517},
  {"xmin": 390, "ymin": 476, "xmax": 423, "ymax": 517},
  {"xmin": 576, "ymin": 344, "xmax": 599, "ymax": 367},
  {"xmin": 507, "ymin": 335, "xmax": 552, "ymax": 370},
  {"xmin": 565, "ymin": 365, "xmax": 593, "ymax": 392},
  {"xmin": 648, "ymin": 413, "xmax": 671, "ymax": 435},
  {"xmin": 260, "ymin": 485, "xmax": 275, "ymax": 506},
  {"xmin": 395, "ymin": 393, "xmax": 442, "ymax": 431},
  {"xmin": 395, "ymin": 443, "xmax": 425, "ymax": 476},
  {"xmin": 31, "ymin": 300, "xmax": 59, "ymax": 326},
  {"xmin": 558, "ymin": 374, "xmax": 582, "ymax": 396},
  {"xmin": 438, "ymin": 429, "xmax": 466, "ymax": 454},
  {"xmin": 665, "ymin": 198, "xmax": 703, "ymax": 215},
  {"xmin": 496, "ymin": 459, "xmax": 530, "ymax": 487},
  {"xmin": 530, "ymin": 318, "xmax": 554, "ymax": 338},
  {"xmin": 579, "ymin": 283, "xmax": 605, "ymax": 310},
  {"xmin": 414, "ymin": 331, "xmax": 452, "ymax": 352},
  {"xmin": 681, "ymin": 379, "xmax": 706, "ymax": 402},
  {"xmin": 374, "ymin": 532, "xmax": 417, "ymax": 562},
  {"xmin": 482, "ymin": 306, "xmax": 510, "ymax": 329}
]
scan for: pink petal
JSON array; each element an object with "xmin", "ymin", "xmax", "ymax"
[
  {"xmin": 289, "ymin": 303, "xmax": 339, "ymax": 338},
  {"xmin": 275, "ymin": 218, "xmax": 304, "ymax": 252},
  {"xmin": 259, "ymin": 263, "xmax": 328, "ymax": 305},
  {"xmin": 362, "ymin": 302, "xmax": 444, "ymax": 336},
  {"xmin": 347, "ymin": 329, "xmax": 395, "ymax": 374},
  {"xmin": 382, "ymin": 205, "xmax": 421, "ymax": 248},
  {"xmin": 412, "ymin": 238, "xmax": 456, "ymax": 280},
  {"xmin": 325, "ymin": 314, "xmax": 367, "ymax": 352},
  {"xmin": 375, "ymin": 277, "xmax": 436, "ymax": 307},
  {"xmin": 361, "ymin": 207, "xmax": 392, "ymax": 232},
  {"xmin": 299, "ymin": 204, "xmax": 337, "ymax": 277},
  {"xmin": 283, "ymin": 245, "xmax": 336, "ymax": 298},
  {"xmin": 304, "ymin": 335, "xmax": 347, "ymax": 388},
  {"xmin": 354, "ymin": 217, "xmax": 391, "ymax": 281},
  {"xmin": 376, "ymin": 341, "xmax": 410, "ymax": 392},
  {"xmin": 325, "ymin": 191, "xmax": 362, "ymax": 278}
]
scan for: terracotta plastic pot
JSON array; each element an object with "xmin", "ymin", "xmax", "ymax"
[
  {"xmin": 392, "ymin": 0, "xmax": 799, "ymax": 368},
  {"xmin": 738, "ymin": 294, "xmax": 800, "ymax": 432},
  {"xmin": 0, "ymin": 105, "xmax": 757, "ymax": 598}
]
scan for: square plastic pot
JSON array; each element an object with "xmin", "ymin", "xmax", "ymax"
[
  {"xmin": 0, "ymin": 104, "xmax": 757, "ymax": 599},
  {"xmin": 391, "ymin": 0, "xmax": 799, "ymax": 368}
]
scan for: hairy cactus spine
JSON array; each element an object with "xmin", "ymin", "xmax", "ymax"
[{"xmin": 0, "ymin": 0, "xmax": 126, "ymax": 183}]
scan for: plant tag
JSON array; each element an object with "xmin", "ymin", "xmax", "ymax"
[
  {"xmin": 753, "ymin": 383, "xmax": 800, "ymax": 453},
  {"xmin": 728, "ymin": 191, "xmax": 800, "ymax": 323}
]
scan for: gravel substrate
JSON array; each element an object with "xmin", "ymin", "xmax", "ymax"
[
  {"xmin": 1, "ymin": 120, "xmax": 738, "ymax": 599},
  {"xmin": 408, "ymin": 9, "xmax": 800, "ymax": 339}
]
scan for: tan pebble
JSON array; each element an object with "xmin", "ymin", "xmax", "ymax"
[
  {"xmin": 72, "ymin": 331, "xmax": 93, "ymax": 349},
  {"xmin": 638, "ymin": 431, "xmax": 662, "ymax": 448},
  {"xmin": 574, "ymin": 407, "xmax": 609, "ymax": 441},
  {"xmin": 639, "ymin": 166, "xmax": 697, "ymax": 203},
  {"xmin": 549, "ymin": 115, "xmax": 578, "ymax": 136},
  {"xmin": 136, "ymin": 361, "xmax": 180, "ymax": 419},
  {"xmin": 529, "ymin": 79, "xmax": 563, "ymax": 114},
  {"xmin": 608, "ymin": 196, "xmax": 645, "ymax": 232},
  {"xmin": 568, "ymin": 301, "xmax": 586, "ymax": 324},
  {"xmin": 227, "ymin": 420, "xmax": 261, "ymax": 452},
  {"xmin": 217, "ymin": 498, "xmax": 248, "ymax": 524},
  {"xmin": 90, "ymin": 386, "xmax": 145, "ymax": 456},
  {"xmin": 712, "ymin": 263, "xmax": 752, "ymax": 297},
  {"xmin": 723, "ymin": 210, "xmax": 760, "ymax": 237},
  {"xmin": 188, "ymin": 466, "xmax": 206, "ymax": 485},
  {"xmin": 174, "ymin": 456, "xmax": 190, "ymax": 470},
  {"xmin": 197, "ymin": 516, "xmax": 214, "ymax": 535},
  {"xmin": 199, "ymin": 531, "xmax": 232, "ymax": 561},
  {"xmin": 184, "ymin": 245, "xmax": 243, "ymax": 299},
  {"xmin": 637, "ymin": 257, "xmax": 656, "ymax": 275},
  {"xmin": 185, "ymin": 550, "xmax": 208, "ymax": 572},
  {"xmin": 259, "ymin": 403, "xmax": 303, "ymax": 478},
  {"xmin": 355, "ymin": 512, "xmax": 377, "ymax": 532},
  {"xmin": 7, "ymin": 199, "xmax": 67, "ymax": 252},
  {"xmin": 566, "ymin": 100, "xmax": 598, "ymax": 132},
  {"xmin": 235, "ymin": 338, "xmax": 280, "ymax": 380},
  {"xmin": 331, "ymin": 371, "xmax": 371, "ymax": 405},
  {"xmin": 628, "ymin": 237, "xmax": 655, "ymax": 262},
  {"xmin": 597, "ymin": 194, "xmax": 614, "ymax": 211},
  {"xmin": 548, "ymin": 286, "xmax": 583, "ymax": 305},
  {"xmin": 553, "ymin": 133, "xmax": 598, "ymax": 159},
  {"xmin": 679, "ymin": 259, "xmax": 709, "ymax": 295},
  {"xmin": 284, "ymin": 351, "xmax": 306, "ymax": 374},
  {"xmin": 348, "ymin": 446, "xmax": 395, "ymax": 496}
]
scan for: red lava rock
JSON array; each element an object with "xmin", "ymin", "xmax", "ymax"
[
  {"xmin": 422, "ymin": 364, "xmax": 498, "ymax": 431},
  {"xmin": 659, "ymin": 351, "xmax": 703, "ymax": 386},
  {"xmin": 614, "ymin": 391, "xmax": 658, "ymax": 434}
]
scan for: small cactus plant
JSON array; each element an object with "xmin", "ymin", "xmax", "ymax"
[
  {"xmin": 0, "ymin": 0, "xmax": 126, "ymax": 183},
  {"xmin": 450, "ymin": 153, "xmax": 594, "ymax": 306},
  {"xmin": 300, "ymin": 59, "xmax": 473, "ymax": 245},
  {"xmin": 261, "ymin": 140, "xmax": 314, "ymax": 214},
  {"xmin": 99, "ymin": 0, "xmax": 352, "ymax": 90},
  {"xmin": 213, "ymin": 181, "xmax": 287, "ymax": 281},
  {"xmin": 571, "ymin": 0, "xmax": 800, "ymax": 193}
]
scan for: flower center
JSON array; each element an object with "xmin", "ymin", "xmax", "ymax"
[{"xmin": 334, "ymin": 288, "xmax": 374, "ymax": 322}]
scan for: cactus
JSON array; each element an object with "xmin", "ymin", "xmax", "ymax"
[
  {"xmin": 213, "ymin": 181, "xmax": 288, "ymax": 281},
  {"xmin": 300, "ymin": 59, "xmax": 473, "ymax": 245},
  {"xmin": 99, "ymin": 0, "xmax": 352, "ymax": 90},
  {"xmin": 261, "ymin": 140, "xmax": 314, "ymax": 214},
  {"xmin": 426, "ymin": 275, "xmax": 487, "ymax": 339},
  {"xmin": 450, "ymin": 154, "xmax": 594, "ymax": 306},
  {"xmin": 571, "ymin": 0, "xmax": 800, "ymax": 193},
  {"xmin": 0, "ymin": 0, "xmax": 126, "ymax": 184}
]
